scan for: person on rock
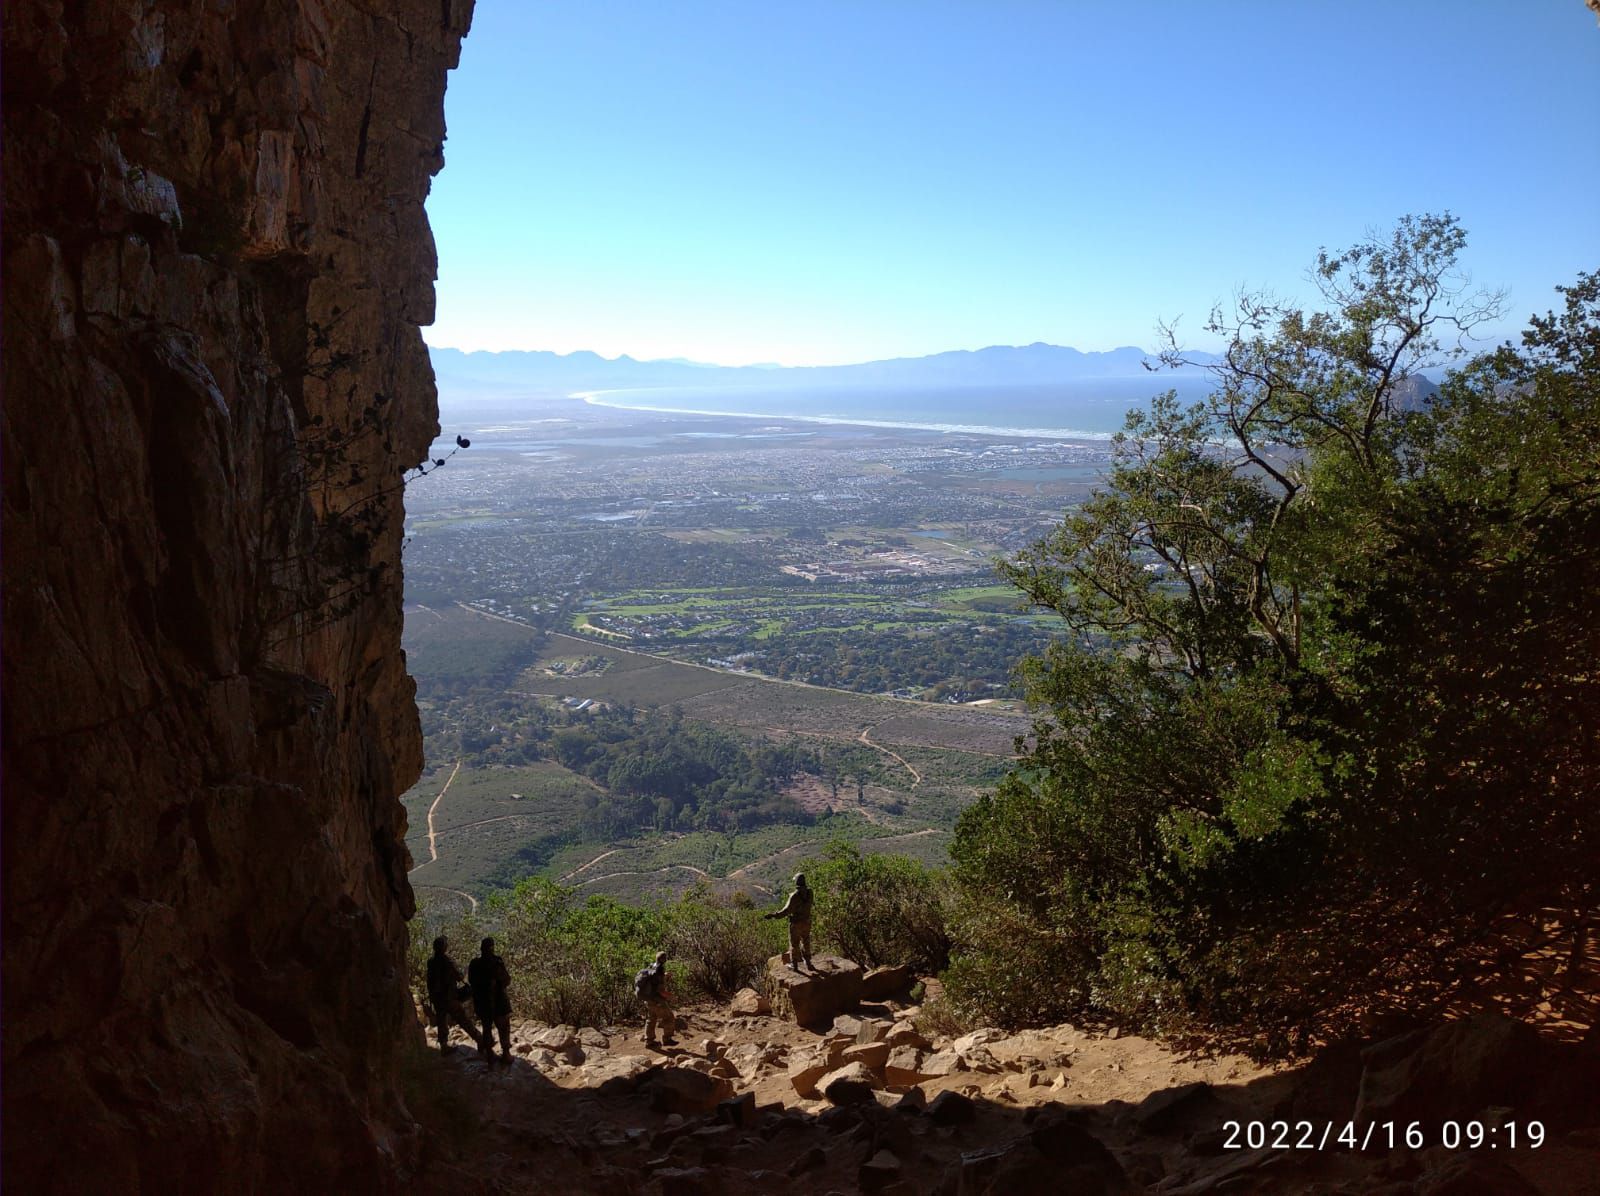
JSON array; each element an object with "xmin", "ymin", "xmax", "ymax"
[
  {"xmin": 467, "ymin": 936, "xmax": 513, "ymax": 1061},
  {"xmin": 764, "ymin": 872, "xmax": 814, "ymax": 970},
  {"xmin": 634, "ymin": 950, "xmax": 677, "ymax": 1050},
  {"xmin": 426, "ymin": 935, "xmax": 485, "ymax": 1053}
]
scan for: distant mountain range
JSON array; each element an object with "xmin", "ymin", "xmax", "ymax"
[{"xmin": 428, "ymin": 341, "xmax": 1224, "ymax": 395}]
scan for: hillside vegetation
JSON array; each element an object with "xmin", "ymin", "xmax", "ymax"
[{"xmin": 947, "ymin": 218, "xmax": 1598, "ymax": 1053}]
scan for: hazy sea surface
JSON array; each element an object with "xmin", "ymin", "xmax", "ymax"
[{"xmin": 576, "ymin": 379, "xmax": 1214, "ymax": 439}]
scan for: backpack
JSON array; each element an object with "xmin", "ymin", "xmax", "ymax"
[{"xmin": 633, "ymin": 964, "xmax": 660, "ymax": 999}]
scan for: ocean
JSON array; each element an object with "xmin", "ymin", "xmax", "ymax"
[{"xmin": 574, "ymin": 378, "xmax": 1216, "ymax": 440}]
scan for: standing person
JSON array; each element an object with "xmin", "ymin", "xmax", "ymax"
[
  {"xmin": 633, "ymin": 950, "xmax": 677, "ymax": 1049},
  {"xmin": 467, "ymin": 936, "xmax": 513, "ymax": 1060},
  {"xmin": 764, "ymin": 872, "xmax": 814, "ymax": 970},
  {"xmin": 425, "ymin": 935, "xmax": 485, "ymax": 1052}
]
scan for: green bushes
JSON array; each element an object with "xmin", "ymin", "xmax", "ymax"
[
  {"xmin": 808, "ymin": 842, "xmax": 952, "ymax": 973},
  {"xmin": 664, "ymin": 887, "xmax": 786, "ymax": 999},
  {"xmin": 410, "ymin": 878, "xmax": 781, "ymax": 1027},
  {"xmin": 945, "ymin": 228, "xmax": 1600, "ymax": 1055}
]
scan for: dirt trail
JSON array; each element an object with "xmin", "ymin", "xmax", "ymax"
[
  {"xmin": 860, "ymin": 723, "xmax": 921, "ymax": 786},
  {"xmin": 410, "ymin": 981, "xmax": 1598, "ymax": 1196},
  {"xmin": 558, "ymin": 848, "xmax": 625, "ymax": 882},
  {"xmin": 409, "ymin": 760, "xmax": 461, "ymax": 870},
  {"xmin": 413, "ymin": 884, "xmax": 479, "ymax": 915},
  {"xmin": 859, "ymin": 827, "xmax": 939, "ymax": 849},
  {"xmin": 570, "ymin": 864, "xmax": 711, "ymax": 889},
  {"xmin": 727, "ymin": 841, "xmax": 815, "ymax": 881}
]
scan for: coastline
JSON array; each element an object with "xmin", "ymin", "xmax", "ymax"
[{"xmin": 571, "ymin": 388, "xmax": 1123, "ymax": 442}]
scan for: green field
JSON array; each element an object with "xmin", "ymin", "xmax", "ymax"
[
  {"xmin": 517, "ymin": 635, "xmax": 748, "ymax": 704},
  {"xmin": 544, "ymin": 813, "xmax": 891, "ymax": 903},
  {"xmin": 572, "ymin": 580, "xmax": 1043, "ymax": 652},
  {"xmin": 403, "ymin": 604, "xmax": 542, "ymax": 689},
  {"xmin": 405, "ymin": 761, "xmax": 602, "ymax": 896},
  {"xmin": 405, "ymin": 623, "xmax": 1027, "ymax": 905}
]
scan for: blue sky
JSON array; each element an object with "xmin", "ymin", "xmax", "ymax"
[{"xmin": 425, "ymin": 1, "xmax": 1600, "ymax": 366}]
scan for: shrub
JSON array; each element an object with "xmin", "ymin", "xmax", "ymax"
[
  {"xmin": 807, "ymin": 841, "xmax": 952, "ymax": 972},
  {"xmin": 664, "ymin": 884, "xmax": 785, "ymax": 999},
  {"xmin": 489, "ymin": 878, "xmax": 666, "ymax": 1027},
  {"xmin": 407, "ymin": 901, "xmax": 483, "ymax": 1019}
]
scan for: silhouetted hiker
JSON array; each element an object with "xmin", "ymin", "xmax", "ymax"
[
  {"xmin": 426, "ymin": 935, "xmax": 485, "ymax": 1052},
  {"xmin": 467, "ymin": 936, "xmax": 513, "ymax": 1060},
  {"xmin": 764, "ymin": 872, "xmax": 814, "ymax": 969},
  {"xmin": 633, "ymin": 950, "xmax": 676, "ymax": 1049}
]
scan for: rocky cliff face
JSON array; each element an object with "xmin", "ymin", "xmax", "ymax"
[{"xmin": 2, "ymin": 2, "xmax": 472, "ymax": 1189}]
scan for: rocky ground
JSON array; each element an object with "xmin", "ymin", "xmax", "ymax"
[{"xmin": 406, "ymin": 955, "xmax": 1600, "ymax": 1195}]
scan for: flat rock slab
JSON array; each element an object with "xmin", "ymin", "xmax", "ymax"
[
  {"xmin": 765, "ymin": 953, "xmax": 864, "ymax": 1029},
  {"xmin": 647, "ymin": 1067, "xmax": 735, "ymax": 1114},
  {"xmin": 579, "ymin": 1054, "xmax": 664, "ymax": 1095}
]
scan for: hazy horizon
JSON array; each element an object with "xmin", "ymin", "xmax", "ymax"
[{"xmin": 425, "ymin": 2, "xmax": 1599, "ymax": 367}]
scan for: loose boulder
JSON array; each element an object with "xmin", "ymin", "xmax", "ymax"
[
  {"xmin": 957, "ymin": 1045, "xmax": 1005, "ymax": 1074},
  {"xmin": 842, "ymin": 1041, "xmax": 892, "ymax": 1071},
  {"xmin": 765, "ymin": 954, "xmax": 864, "ymax": 1029},
  {"xmin": 581, "ymin": 1054, "xmax": 665, "ymax": 1095},
  {"xmin": 729, "ymin": 987, "xmax": 770, "ymax": 1017},
  {"xmin": 528, "ymin": 1025, "xmax": 586, "ymax": 1065},
  {"xmin": 927, "ymin": 1090, "xmax": 977, "ymax": 1126},
  {"xmin": 1133, "ymin": 1082, "xmax": 1219, "ymax": 1135},
  {"xmin": 862, "ymin": 964, "xmax": 914, "ymax": 1001},
  {"xmin": 648, "ymin": 1068, "xmax": 736, "ymax": 1115},
  {"xmin": 952, "ymin": 1028, "xmax": 1008, "ymax": 1053},
  {"xmin": 943, "ymin": 1108, "xmax": 1130, "ymax": 1196},
  {"xmin": 787, "ymin": 1047, "xmax": 834, "ymax": 1098},
  {"xmin": 1354, "ymin": 1013, "xmax": 1545, "ymax": 1125},
  {"xmin": 820, "ymin": 1062, "xmax": 880, "ymax": 1105},
  {"xmin": 885, "ymin": 1046, "xmax": 934, "ymax": 1086},
  {"xmin": 859, "ymin": 1148, "xmax": 904, "ymax": 1193},
  {"xmin": 921, "ymin": 1051, "xmax": 969, "ymax": 1078},
  {"xmin": 885, "ymin": 1024, "xmax": 933, "ymax": 1051},
  {"xmin": 716, "ymin": 1092, "xmax": 758, "ymax": 1129}
]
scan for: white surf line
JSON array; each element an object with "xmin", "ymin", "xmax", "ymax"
[
  {"xmin": 415, "ymin": 884, "xmax": 479, "ymax": 915},
  {"xmin": 409, "ymin": 759, "xmax": 462, "ymax": 871}
]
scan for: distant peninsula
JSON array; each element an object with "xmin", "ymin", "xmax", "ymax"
[{"xmin": 428, "ymin": 341, "xmax": 1221, "ymax": 395}]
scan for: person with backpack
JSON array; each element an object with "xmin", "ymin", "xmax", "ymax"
[
  {"xmin": 634, "ymin": 950, "xmax": 676, "ymax": 1049},
  {"xmin": 467, "ymin": 936, "xmax": 513, "ymax": 1061},
  {"xmin": 764, "ymin": 872, "xmax": 814, "ymax": 970},
  {"xmin": 425, "ymin": 935, "xmax": 485, "ymax": 1053}
]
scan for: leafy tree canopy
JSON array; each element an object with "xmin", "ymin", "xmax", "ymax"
[{"xmin": 950, "ymin": 217, "xmax": 1599, "ymax": 1054}]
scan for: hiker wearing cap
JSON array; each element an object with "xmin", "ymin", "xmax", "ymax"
[
  {"xmin": 764, "ymin": 872, "xmax": 814, "ymax": 970},
  {"xmin": 633, "ymin": 950, "xmax": 676, "ymax": 1049}
]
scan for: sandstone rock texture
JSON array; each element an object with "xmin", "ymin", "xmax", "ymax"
[
  {"xmin": 764, "ymin": 952, "xmax": 863, "ymax": 1028},
  {"xmin": 1, "ymin": 1, "xmax": 473, "ymax": 1191}
]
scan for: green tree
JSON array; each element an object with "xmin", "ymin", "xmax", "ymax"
[
  {"xmin": 809, "ymin": 842, "xmax": 952, "ymax": 972},
  {"xmin": 950, "ymin": 218, "xmax": 1596, "ymax": 1053}
]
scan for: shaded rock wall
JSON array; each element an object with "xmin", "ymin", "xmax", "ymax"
[{"xmin": 2, "ymin": 1, "xmax": 473, "ymax": 1189}]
